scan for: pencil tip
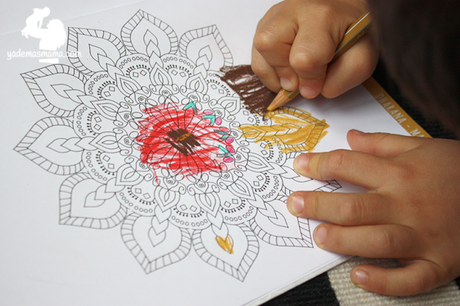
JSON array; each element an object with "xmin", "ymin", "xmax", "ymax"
[{"xmin": 267, "ymin": 89, "xmax": 290, "ymax": 111}]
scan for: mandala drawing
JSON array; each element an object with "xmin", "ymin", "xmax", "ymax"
[{"xmin": 15, "ymin": 10, "xmax": 341, "ymax": 281}]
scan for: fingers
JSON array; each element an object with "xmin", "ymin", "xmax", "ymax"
[
  {"xmin": 251, "ymin": 47, "xmax": 282, "ymax": 92},
  {"xmin": 251, "ymin": 1, "xmax": 377, "ymax": 99},
  {"xmin": 313, "ymin": 223, "xmax": 420, "ymax": 259},
  {"xmin": 351, "ymin": 261, "xmax": 444, "ymax": 296},
  {"xmin": 292, "ymin": 131, "xmax": 427, "ymax": 188},
  {"xmin": 253, "ymin": 6, "xmax": 339, "ymax": 98},
  {"xmin": 252, "ymin": 31, "xmax": 297, "ymax": 90},
  {"xmin": 312, "ymin": 222, "xmax": 443, "ymax": 296},
  {"xmin": 287, "ymin": 191, "xmax": 396, "ymax": 225},
  {"xmin": 252, "ymin": 3, "xmax": 299, "ymax": 92},
  {"xmin": 347, "ymin": 130, "xmax": 423, "ymax": 158},
  {"xmin": 293, "ymin": 148, "xmax": 385, "ymax": 189},
  {"xmin": 290, "ymin": 24, "xmax": 336, "ymax": 98},
  {"xmin": 321, "ymin": 30, "xmax": 378, "ymax": 98}
]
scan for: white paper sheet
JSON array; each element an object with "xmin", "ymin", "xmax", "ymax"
[{"xmin": 0, "ymin": 1, "xmax": 410, "ymax": 305}]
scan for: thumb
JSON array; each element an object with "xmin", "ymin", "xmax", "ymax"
[{"xmin": 347, "ymin": 130, "xmax": 423, "ymax": 158}]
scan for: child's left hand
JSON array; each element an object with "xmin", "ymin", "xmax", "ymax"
[{"xmin": 287, "ymin": 130, "xmax": 460, "ymax": 296}]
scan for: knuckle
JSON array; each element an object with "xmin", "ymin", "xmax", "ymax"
[
  {"xmin": 409, "ymin": 263, "xmax": 445, "ymax": 295},
  {"xmin": 337, "ymin": 195, "xmax": 366, "ymax": 225},
  {"xmin": 319, "ymin": 150, "xmax": 348, "ymax": 179},
  {"xmin": 355, "ymin": 50, "xmax": 378, "ymax": 75},
  {"xmin": 390, "ymin": 160, "xmax": 417, "ymax": 184},
  {"xmin": 410, "ymin": 273, "xmax": 430, "ymax": 295},
  {"xmin": 370, "ymin": 228, "xmax": 398, "ymax": 256},
  {"xmin": 290, "ymin": 50, "xmax": 324, "ymax": 76},
  {"xmin": 311, "ymin": 192, "xmax": 322, "ymax": 219},
  {"xmin": 315, "ymin": 4, "xmax": 336, "ymax": 22},
  {"xmin": 253, "ymin": 30, "xmax": 277, "ymax": 53}
]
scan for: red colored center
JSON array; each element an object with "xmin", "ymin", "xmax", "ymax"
[{"xmin": 136, "ymin": 103, "xmax": 234, "ymax": 177}]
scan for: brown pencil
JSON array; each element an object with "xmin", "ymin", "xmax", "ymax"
[{"xmin": 267, "ymin": 11, "xmax": 372, "ymax": 111}]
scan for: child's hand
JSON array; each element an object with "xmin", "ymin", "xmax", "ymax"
[
  {"xmin": 252, "ymin": 0, "xmax": 378, "ymax": 99},
  {"xmin": 287, "ymin": 130, "xmax": 460, "ymax": 296}
]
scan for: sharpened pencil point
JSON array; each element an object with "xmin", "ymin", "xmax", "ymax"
[{"xmin": 267, "ymin": 88, "xmax": 300, "ymax": 111}]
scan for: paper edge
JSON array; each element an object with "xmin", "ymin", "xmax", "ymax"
[{"xmin": 244, "ymin": 256, "xmax": 351, "ymax": 306}]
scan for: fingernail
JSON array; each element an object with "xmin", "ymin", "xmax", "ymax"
[
  {"xmin": 280, "ymin": 77, "xmax": 294, "ymax": 90},
  {"xmin": 293, "ymin": 154, "xmax": 309, "ymax": 171},
  {"xmin": 289, "ymin": 195, "xmax": 304, "ymax": 215},
  {"xmin": 353, "ymin": 269, "xmax": 369, "ymax": 285},
  {"xmin": 351, "ymin": 129, "xmax": 364, "ymax": 135},
  {"xmin": 314, "ymin": 226, "xmax": 327, "ymax": 245},
  {"xmin": 300, "ymin": 86, "xmax": 317, "ymax": 99}
]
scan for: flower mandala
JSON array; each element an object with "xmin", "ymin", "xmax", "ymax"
[
  {"xmin": 136, "ymin": 102, "xmax": 235, "ymax": 177},
  {"xmin": 15, "ymin": 10, "xmax": 340, "ymax": 281}
]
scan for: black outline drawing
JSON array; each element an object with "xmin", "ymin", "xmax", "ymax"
[{"xmin": 15, "ymin": 10, "xmax": 341, "ymax": 282}]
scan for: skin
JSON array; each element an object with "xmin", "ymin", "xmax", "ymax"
[
  {"xmin": 251, "ymin": 0, "xmax": 378, "ymax": 99},
  {"xmin": 253, "ymin": 0, "xmax": 460, "ymax": 296},
  {"xmin": 288, "ymin": 130, "xmax": 460, "ymax": 295}
]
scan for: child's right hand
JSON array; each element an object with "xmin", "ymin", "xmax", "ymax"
[{"xmin": 252, "ymin": 0, "xmax": 378, "ymax": 99}]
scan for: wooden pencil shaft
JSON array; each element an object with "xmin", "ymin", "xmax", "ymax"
[
  {"xmin": 333, "ymin": 12, "xmax": 372, "ymax": 61},
  {"xmin": 285, "ymin": 88, "xmax": 300, "ymax": 99}
]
